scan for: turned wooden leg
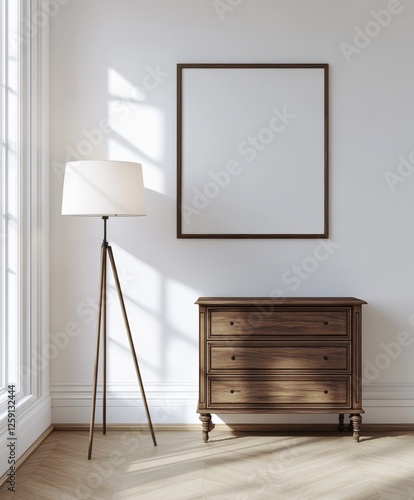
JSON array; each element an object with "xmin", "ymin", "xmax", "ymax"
[
  {"xmin": 199, "ymin": 413, "xmax": 213, "ymax": 443},
  {"xmin": 338, "ymin": 413, "xmax": 345, "ymax": 431},
  {"xmin": 350, "ymin": 414, "xmax": 362, "ymax": 442}
]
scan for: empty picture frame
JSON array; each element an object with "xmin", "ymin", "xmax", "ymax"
[{"xmin": 177, "ymin": 63, "xmax": 329, "ymax": 238}]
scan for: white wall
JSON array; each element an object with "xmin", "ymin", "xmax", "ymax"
[{"xmin": 49, "ymin": 0, "xmax": 414, "ymax": 426}]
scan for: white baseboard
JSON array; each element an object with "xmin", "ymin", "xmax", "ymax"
[
  {"xmin": 51, "ymin": 382, "xmax": 198, "ymax": 424},
  {"xmin": 50, "ymin": 383, "xmax": 414, "ymax": 425}
]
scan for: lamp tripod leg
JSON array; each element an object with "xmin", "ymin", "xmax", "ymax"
[
  {"xmin": 88, "ymin": 244, "xmax": 107, "ymax": 460},
  {"xmin": 102, "ymin": 247, "xmax": 107, "ymax": 435},
  {"xmin": 107, "ymin": 246, "xmax": 157, "ymax": 447}
]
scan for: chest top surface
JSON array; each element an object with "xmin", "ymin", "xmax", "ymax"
[{"xmin": 196, "ymin": 297, "xmax": 367, "ymax": 306}]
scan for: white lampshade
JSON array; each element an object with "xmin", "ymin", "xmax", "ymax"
[{"xmin": 61, "ymin": 160, "xmax": 146, "ymax": 217}]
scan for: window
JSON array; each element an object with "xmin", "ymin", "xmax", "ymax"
[{"xmin": 0, "ymin": 0, "xmax": 31, "ymax": 408}]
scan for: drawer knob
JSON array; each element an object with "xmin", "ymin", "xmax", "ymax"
[
  {"xmin": 231, "ymin": 356, "xmax": 236, "ymax": 360},
  {"xmin": 324, "ymin": 321, "xmax": 329, "ymax": 325},
  {"xmin": 229, "ymin": 321, "xmax": 234, "ymax": 326},
  {"xmin": 323, "ymin": 356, "xmax": 328, "ymax": 361},
  {"xmin": 230, "ymin": 389, "xmax": 235, "ymax": 394},
  {"xmin": 324, "ymin": 390, "xmax": 329, "ymax": 394}
]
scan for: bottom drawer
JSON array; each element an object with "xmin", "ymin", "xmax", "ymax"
[{"xmin": 208, "ymin": 378, "xmax": 349, "ymax": 406}]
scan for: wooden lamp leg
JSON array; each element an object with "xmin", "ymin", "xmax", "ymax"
[
  {"xmin": 108, "ymin": 245, "xmax": 157, "ymax": 447},
  {"xmin": 88, "ymin": 244, "xmax": 107, "ymax": 460}
]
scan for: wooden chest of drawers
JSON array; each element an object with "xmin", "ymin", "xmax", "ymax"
[{"xmin": 196, "ymin": 297, "xmax": 366, "ymax": 442}]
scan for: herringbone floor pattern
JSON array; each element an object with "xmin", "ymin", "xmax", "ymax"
[{"xmin": 1, "ymin": 429, "xmax": 414, "ymax": 499}]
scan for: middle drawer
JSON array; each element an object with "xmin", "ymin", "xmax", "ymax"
[{"xmin": 208, "ymin": 343, "xmax": 350, "ymax": 372}]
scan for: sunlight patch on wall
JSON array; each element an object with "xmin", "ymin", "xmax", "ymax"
[
  {"xmin": 107, "ymin": 244, "xmax": 161, "ymax": 317},
  {"xmin": 107, "ymin": 68, "xmax": 165, "ymax": 194}
]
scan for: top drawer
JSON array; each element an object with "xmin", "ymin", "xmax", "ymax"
[{"xmin": 208, "ymin": 307, "xmax": 350, "ymax": 338}]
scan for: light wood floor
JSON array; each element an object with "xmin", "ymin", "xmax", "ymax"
[{"xmin": 1, "ymin": 428, "xmax": 414, "ymax": 499}]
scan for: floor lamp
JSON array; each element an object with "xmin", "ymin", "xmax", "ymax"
[{"xmin": 61, "ymin": 160, "xmax": 157, "ymax": 459}]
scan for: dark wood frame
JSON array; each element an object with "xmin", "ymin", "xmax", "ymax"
[{"xmin": 177, "ymin": 63, "xmax": 329, "ymax": 239}]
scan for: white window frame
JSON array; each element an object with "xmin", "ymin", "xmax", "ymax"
[{"xmin": 0, "ymin": 0, "xmax": 50, "ymax": 459}]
